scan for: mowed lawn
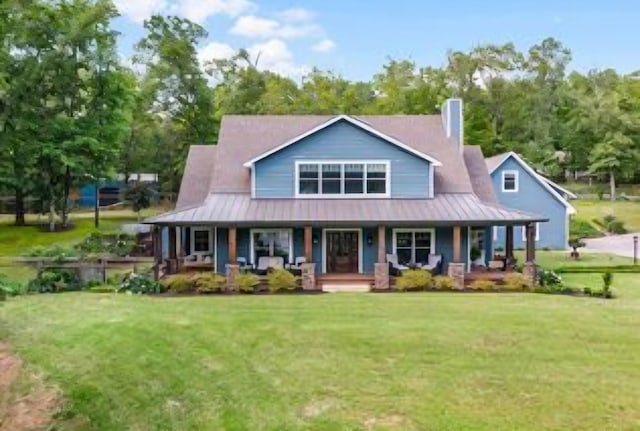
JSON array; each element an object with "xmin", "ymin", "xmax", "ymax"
[
  {"xmin": 573, "ymin": 200, "xmax": 640, "ymax": 232},
  {"xmin": 2, "ymin": 275, "xmax": 640, "ymax": 430}
]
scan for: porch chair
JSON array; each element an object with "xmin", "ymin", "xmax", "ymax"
[
  {"xmin": 387, "ymin": 254, "xmax": 409, "ymax": 276},
  {"xmin": 255, "ymin": 256, "xmax": 285, "ymax": 275},
  {"xmin": 419, "ymin": 254, "xmax": 443, "ymax": 275},
  {"xmin": 286, "ymin": 257, "xmax": 306, "ymax": 270}
]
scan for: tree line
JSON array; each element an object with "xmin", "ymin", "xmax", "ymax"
[{"xmin": 1, "ymin": 0, "xmax": 639, "ymax": 228}]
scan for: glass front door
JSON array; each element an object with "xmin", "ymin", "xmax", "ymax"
[{"xmin": 326, "ymin": 231, "xmax": 359, "ymax": 273}]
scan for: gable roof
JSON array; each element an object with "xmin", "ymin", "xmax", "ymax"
[
  {"xmin": 242, "ymin": 115, "xmax": 443, "ymax": 167},
  {"xmin": 485, "ymin": 152, "xmax": 576, "ymax": 214},
  {"xmin": 540, "ymin": 177, "xmax": 578, "ymax": 199},
  {"xmin": 175, "ymin": 145, "xmax": 217, "ymax": 209},
  {"xmin": 209, "ymin": 115, "xmax": 474, "ymax": 195},
  {"xmin": 463, "ymin": 146, "xmax": 497, "ymax": 204}
]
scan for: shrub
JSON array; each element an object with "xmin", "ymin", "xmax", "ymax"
[
  {"xmin": 538, "ymin": 269, "xmax": 563, "ymax": 287},
  {"xmin": 0, "ymin": 274, "xmax": 24, "ymax": 300},
  {"xmin": 161, "ymin": 274, "xmax": 194, "ymax": 294},
  {"xmin": 119, "ymin": 272, "xmax": 163, "ymax": 294},
  {"xmin": 236, "ymin": 273, "xmax": 260, "ymax": 293},
  {"xmin": 583, "ymin": 287, "xmax": 592, "ymax": 296},
  {"xmin": 570, "ymin": 218, "xmax": 601, "ymax": 239},
  {"xmin": 267, "ymin": 269, "xmax": 299, "ymax": 292},
  {"xmin": 191, "ymin": 273, "xmax": 226, "ymax": 294},
  {"xmin": 395, "ymin": 270, "xmax": 432, "ymax": 291},
  {"xmin": 607, "ymin": 220, "xmax": 627, "ymax": 234},
  {"xmin": 602, "ymin": 271, "xmax": 614, "ymax": 298},
  {"xmin": 27, "ymin": 268, "xmax": 82, "ymax": 293},
  {"xmin": 88, "ymin": 285, "xmax": 118, "ymax": 293},
  {"xmin": 469, "ymin": 247, "xmax": 482, "ymax": 262},
  {"xmin": 469, "ymin": 279, "xmax": 496, "ymax": 291},
  {"xmin": 503, "ymin": 273, "xmax": 531, "ymax": 290},
  {"xmin": 76, "ymin": 232, "xmax": 137, "ymax": 258},
  {"xmin": 433, "ymin": 275, "xmax": 456, "ymax": 290}
]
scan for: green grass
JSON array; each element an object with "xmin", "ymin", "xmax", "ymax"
[
  {"xmin": 563, "ymin": 182, "xmax": 640, "ymax": 197},
  {"xmin": 2, "ymin": 279, "xmax": 640, "ymax": 430},
  {"xmin": 573, "ymin": 200, "xmax": 640, "ymax": 232},
  {"xmin": 516, "ymin": 250, "xmax": 633, "ymax": 270}
]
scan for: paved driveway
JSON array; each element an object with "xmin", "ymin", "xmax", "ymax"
[{"xmin": 584, "ymin": 233, "xmax": 640, "ymax": 258}]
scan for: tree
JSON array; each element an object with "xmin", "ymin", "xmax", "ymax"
[
  {"xmin": 124, "ymin": 182, "xmax": 155, "ymax": 221},
  {"xmin": 134, "ymin": 15, "xmax": 217, "ymax": 198}
]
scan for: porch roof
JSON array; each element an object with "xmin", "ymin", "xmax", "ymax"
[{"xmin": 145, "ymin": 193, "xmax": 548, "ymax": 226}]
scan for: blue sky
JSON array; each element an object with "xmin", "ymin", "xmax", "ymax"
[{"xmin": 113, "ymin": 0, "xmax": 640, "ymax": 81}]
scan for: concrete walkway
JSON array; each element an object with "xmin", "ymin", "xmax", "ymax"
[{"xmin": 583, "ymin": 233, "xmax": 640, "ymax": 258}]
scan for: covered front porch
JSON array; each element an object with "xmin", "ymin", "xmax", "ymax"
[{"xmin": 150, "ymin": 222, "xmax": 540, "ymax": 290}]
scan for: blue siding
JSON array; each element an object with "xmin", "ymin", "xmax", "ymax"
[
  {"xmin": 490, "ymin": 156, "xmax": 568, "ymax": 249},
  {"xmin": 254, "ymin": 120, "xmax": 432, "ymax": 198}
]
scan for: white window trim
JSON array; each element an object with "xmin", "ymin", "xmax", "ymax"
[
  {"xmin": 501, "ymin": 170, "xmax": 519, "ymax": 193},
  {"xmin": 492, "ymin": 226, "xmax": 499, "ymax": 241},
  {"xmin": 249, "ymin": 228, "xmax": 294, "ymax": 265},
  {"xmin": 521, "ymin": 223, "xmax": 540, "ymax": 242},
  {"xmin": 391, "ymin": 228, "xmax": 436, "ymax": 264},
  {"xmin": 294, "ymin": 160, "xmax": 391, "ymax": 198},
  {"xmin": 190, "ymin": 227, "xmax": 214, "ymax": 256},
  {"xmin": 321, "ymin": 228, "xmax": 363, "ymax": 273}
]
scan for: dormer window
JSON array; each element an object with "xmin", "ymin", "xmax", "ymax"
[
  {"xmin": 295, "ymin": 160, "xmax": 390, "ymax": 198},
  {"xmin": 502, "ymin": 170, "xmax": 519, "ymax": 192}
]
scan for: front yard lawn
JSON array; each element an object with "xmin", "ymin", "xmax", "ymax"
[{"xmin": 1, "ymin": 274, "xmax": 639, "ymax": 430}]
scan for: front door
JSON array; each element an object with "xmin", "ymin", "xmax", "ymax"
[{"xmin": 326, "ymin": 231, "xmax": 359, "ymax": 273}]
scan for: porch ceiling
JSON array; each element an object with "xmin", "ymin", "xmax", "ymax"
[{"xmin": 145, "ymin": 193, "xmax": 548, "ymax": 226}]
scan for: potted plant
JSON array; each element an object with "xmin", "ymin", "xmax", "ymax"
[
  {"xmin": 470, "ymin": 246, "xmax": 482, "ymax": 267},
  {"xmin": 568, "ymin": 236, "xmax": 586, "ymax": 259}
]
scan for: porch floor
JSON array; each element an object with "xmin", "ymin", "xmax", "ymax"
[{"xmin": 465, "ymin": 270, "xmax": 514, "ymax": 284}]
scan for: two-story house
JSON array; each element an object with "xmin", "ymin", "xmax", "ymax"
[{"xmin": 147, "ymin": 99, "xmax": 547, "ymax": 290}]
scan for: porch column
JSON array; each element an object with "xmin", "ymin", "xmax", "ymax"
[
  {"xmin": 524, "ymin": 223, "xmax": 537, "ymax": 285},
  {"xmin": 175, "ymin": 227, "xmax": 183, "ymax": 272},
  {"xmin": 304, "ymin": 225, "xmax": 313, "ymax": 262},
  {"xmin": 228, "ymin": 226, "xmax": 237, "ymax": 264},
  {"xmin": 505, "ymin": 225, "xmax": 514, "ymax": 262},
  {"xmin": 167, "ymin": 226, "xmax": 178, "ymax": 275},
  {"xmin": 377, "ymin": 225, "xmax": 386, "ymax": 263},
  {"xmin": 448, "ymin": 225, "xmax": 465, "ymax": 290},
  {"xmin": 452, "ymin": 225, "xmax": 461, "ymax": 262},
  {"xmin": 374, "ymin": 225, "xmax": 389, "ymax": 291},
  {"xmin": 152, "ymin": 226, "xmax": 162, "ymax": 280},
  {"xmin": 226, "ymin": 226, "xmax": 239, "ymax": 291}
]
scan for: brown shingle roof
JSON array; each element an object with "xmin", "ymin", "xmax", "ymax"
[
  {"xmin": 463, "ymin": 146, "xmax": 497, "ymax": 204},
  {"xmin": 210, "ymin": 115, "xmax": 473, "ymax": 195},
  {"xmin": 175, "ymin": 145, "xmax": 217, "ymax": 209},
  {"xmin": 148, "ymin": 192, "xmax": 548, "ymax": 225}
]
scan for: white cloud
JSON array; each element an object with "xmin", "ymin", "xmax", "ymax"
[
  {"xmin": 172, "ymin": 0, "xmax": 256, "ymax": 23},
  {"xmin": 230, "ymin": 14, "xmax": 321, "ymax": 39},
  {"xmin": 114, "ymin": 0, "xmax": 255, "ymax": 24},
  {"xmin": 198, "ymin": 41, "xmax": 236, "ymax": 65},
  {"xmin": 276, "ymin": 7, "xmax": 314, "ymax": 23},
  {"xmin": 311, "ymin": 38, "xmax": 335, "ymax": 53},
  {"xmin": 248, "ymin": 39, "xmax": 309, "ymax": 78},
  {"xmin": 113, "ymin": 0, "xmax": 167, "ymax": 24}
]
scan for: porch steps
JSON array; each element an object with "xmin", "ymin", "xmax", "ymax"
[
  {"xmin": 317, "ymin": 274, "xmax": 374, "ymax": 293},
  {"xmin": 322, "ymin": 283, "xmax": 371, "ymax": 293}
]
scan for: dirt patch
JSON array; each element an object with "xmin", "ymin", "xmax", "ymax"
[
  {"xmin": 0, "ymin": 342, "xmax": 62, "ymax": 431},
  {"xmin": 363, "ymin": 413, "xmax": 409, "ymax": 430}
]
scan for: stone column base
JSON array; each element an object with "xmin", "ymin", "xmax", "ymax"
[
  {"xmin": 447, "ymin": 262, "xmax": 466, "ymax": 290},
  {"xmin": 523, "ymin": 262, "xmax": 537, "ymax": 286},
  {"xmin": 300, "ymin": 263, "xmax": 317, "ymax": 290},
  {"xmin": 374, "ymin": 262, "xmax": 389, "ymax": 290},
  {"xmin": 225, "ymin": 264, "xmax": 240, "ymax": 291}
]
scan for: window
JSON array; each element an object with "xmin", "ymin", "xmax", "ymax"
[
  {"xmin": 296, "ymin": 161, "xmax": 389, "ymax": 197},
  {"xmin": 502, "ymin": 170, "xmax": 519, "ymax": 192},
  {"xmin": 521, "ymin": 223, "xmax": 540, "ymax": 242},
  {"xmin": 190, "ymin": 228, "xmax": 212, "ymax": 255},
  {"xmin": 250, "ymin": 229, "xmax": 293, "ymax": 264},
  {"xmin": 393, "ymin": 229, "xmax": 435, "ymax": 265}
]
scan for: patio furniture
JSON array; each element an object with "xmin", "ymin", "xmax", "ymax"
[
  {"xmin": 255, "ymin": 256, "xmax": 285, "ymax": 275},
  {"xmin": 418, "ymin": 254, "xmax": 442, "ymax": 275},
  {"xmin": 286, "ymin": 257, "xmax": 306, "ymax": 275},
  {"xmin": 238, "ymin": 257, "xmax": 254, "ymax": 272},
  {"xmin": 387, "ymin": 254, "xmax": 409, "ymax": 276}
]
